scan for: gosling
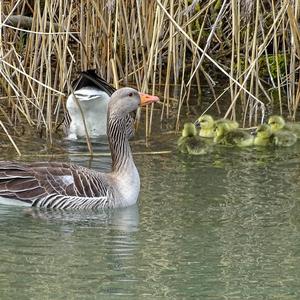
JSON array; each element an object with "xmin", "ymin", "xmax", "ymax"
[
  {"xmin": 254, "ymin": 124, "xmax": 297, "ymax": 147},
  {"xmin": 194, "ymin": 114, "xmax": 238, "ymax": 138},
  {"xmin": 177, "ymin": 123, "xmax": 206, "ymax": 155}
]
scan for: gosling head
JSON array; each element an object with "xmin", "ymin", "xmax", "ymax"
[
  {"xmin": 194, "ymin": 114, "xmax": 214, "ymax": 129},
  {"xmin": 268, "ymin": 115, "xmax": 285, "ymax": 132},
  {"xmin": 182, "ymin": 122, "xmax": 197, "ymax": 137}
]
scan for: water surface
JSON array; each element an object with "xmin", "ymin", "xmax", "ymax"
[{"xmin": 0, "ymin": 135, "xmax": 300, "ymax": 299}]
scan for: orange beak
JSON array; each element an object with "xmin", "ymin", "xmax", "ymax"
[{"xmin": 139, "ymin": 92, "xmax": 159, "ymax": 106}]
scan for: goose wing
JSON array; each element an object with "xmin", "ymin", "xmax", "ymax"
[
  {"xmin": 0, "ymin": 161, "xmax": 108, "ymax": 205},
  {"xmin": 62, "ymin": 70, "xmax": 135, "ymax": 137},
  {"xmin": 72, "ymin": 69, "xmax": 116, "ymax": 95},
  {"xmin": 62, "ymin": 70, "xmax": 115, "ymax": 131}
]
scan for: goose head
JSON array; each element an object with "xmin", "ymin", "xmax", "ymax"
[
  {"xmin": 194, "ymin": 114, "xmax": 214, "ymax": 129},
  {"xmin": 268, "ymin": 115, "xmax": 285, "ymax": 132},
  {"xmin": 108, "ymin": 88, "xmax": 159, "ymax": 117},
  {"xmin": 182, "ymin": 122, "xmax": 197, "ymax": 137}
]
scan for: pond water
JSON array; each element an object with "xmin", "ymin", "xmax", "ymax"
[{"xmin": 1, "ymin": 132, "xmax": 300, "ymax": 299}]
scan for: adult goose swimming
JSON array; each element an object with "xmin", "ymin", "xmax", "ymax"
[
  {"xmin": 64, "ymin": 70, "xmax": 135, "ymax": 139},
  {"xmin": 0, "ymin": 88, "xmax": 159, "ymax": 209}
]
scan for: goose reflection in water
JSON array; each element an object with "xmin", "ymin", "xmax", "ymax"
[
  {"xmin": 23, "ymin": 204, "xmax": 139, "ymax": 233},
  {"xmin": 63, "ymin": 136, "xmax": 112, "ymax": 172}
]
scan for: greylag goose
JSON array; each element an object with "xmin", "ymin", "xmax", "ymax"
[
  {"xmin": 64, "ymin": 70, "xmax": 134, "ymax": 139},
  {"xmin": 0, "ymin": 88, "xmax": 159, "ymax": 209}
]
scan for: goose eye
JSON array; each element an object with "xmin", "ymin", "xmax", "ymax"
[{"xmin": 128, "ymin": 92, "xmax": 133, "ymax": 97}]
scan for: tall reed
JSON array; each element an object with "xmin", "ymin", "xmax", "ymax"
[{"xmin": 0, "ymin": 0, "xmax": 299, "ymax": 154}]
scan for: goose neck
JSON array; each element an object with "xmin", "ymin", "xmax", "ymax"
[{"xmin": 108, "ymin": 116, "xmax": 134, "ymax": 173}]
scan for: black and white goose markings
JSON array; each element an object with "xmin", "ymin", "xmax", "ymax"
[{"xmin": 64, "ymin": 70, "xmax": 135, "ymax": 139}]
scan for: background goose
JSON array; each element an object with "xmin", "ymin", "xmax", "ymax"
[
  {"xmin": 64, "ymin": 70, "xmax": 135, "ymax": 139},
  {"xmin": 177, "ymin": 123, "xmax": 206, "ymax": 155},
  {"xmin": 254, "ymin": 124, "xmax": 297, "ymax": 147},
  {"xmin": 0, "ymin": 88, "xmax": 159, "ymax": 209},
  {"xmin": 194, "ymin": 114, "xmax": 238, "ymax": 138},
  {"xmin": 268, "ymin": 115, "xmax": 300, "ymax": 138}
]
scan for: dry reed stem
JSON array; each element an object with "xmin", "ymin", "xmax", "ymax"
[
  {"xmin": 20, "ymin": 150, "xmax": 173, "ymax": 159},
  {"xmin": 0, "ymin": 120, "xmax": 21, "ymax": 156},
  {"xmin": 156, "ymin": 0, "xmax": 265, "ymax": 112},
  {"xmin": 0, "ymin": 0, "xmax": 299, "ymax": 145},
  {"xmin": 68, "ymin": 84, "xmax": 94, "ymax": 156},
  {"xmin": 224, "ymin": 1, "xmax": 289, "ymax": 121}
]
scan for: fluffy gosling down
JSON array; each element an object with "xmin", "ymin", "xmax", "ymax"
[
  {"xmin": 214, "ymin": 121, "xmax": 254, "ymax": 147},
  {"xmin": 254, "ymin": 124, "xmax": 297, "ymax": 147},
  {"xmin": 194, "ymin": 114, "xmax": 238, "ymax": 138},
  {"xmin": 177, "ymin": 123, "xmax": 206, "ymax": 155},
  {"xmin": 268, "ymin": 115, "xmax": 300, "ymax": 138}
]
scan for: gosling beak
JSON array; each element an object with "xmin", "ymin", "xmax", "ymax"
[
  {"xmin": 194, "ymin": 119, "xmax": 201, "ymax": 128},
  {"xmin": 139, "ymin": 93, "xmax": 159, "ymax": 106}
]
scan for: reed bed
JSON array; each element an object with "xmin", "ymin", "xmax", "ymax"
[{"xmin": 0, "ymin": 0, "xmax": 299, "ymax": 153}]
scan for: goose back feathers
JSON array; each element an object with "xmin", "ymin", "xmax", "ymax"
[{"xmin": 0, "ymin": 162, "xmax": 111, "ymax": 209}]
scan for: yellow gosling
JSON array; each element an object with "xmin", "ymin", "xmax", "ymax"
[
  {"xmin": 194, "ymin": 114, "xmax": 215, "ymax": 138},
  {"xmin": 177, "ymin": 123, "xmax": 206, "ymax": 155},
  {"xmin": 214, "ymin": 122, "xmax": 253, "ymax": 147},
  {"xmin": 253, "ymin": 124, "xmax": 273, "ymax": 146},
  {"xmin": 268, "ymin": 115, "xmax": 300, "ymax": 138},
  {"xmin": 194, "ymin": 114, "xmax": 238, "ymax": 138},
  {"xmin": 254, "ymin": 124, "xmax": 297, "ymax": 147}
]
